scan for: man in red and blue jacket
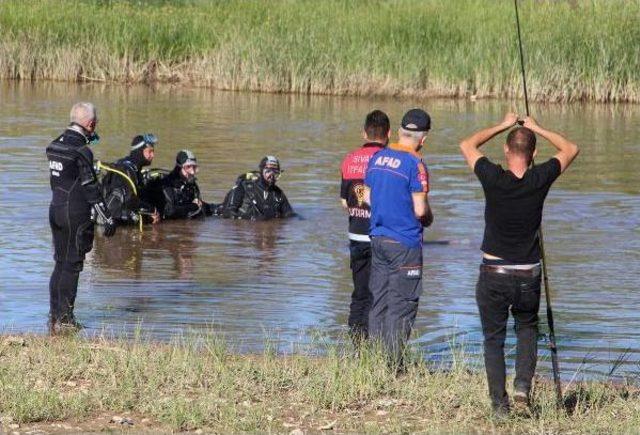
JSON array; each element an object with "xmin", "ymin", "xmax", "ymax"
[{"xmin": 340, "ymin": 110, "xmax": 390, "ymax": 344}]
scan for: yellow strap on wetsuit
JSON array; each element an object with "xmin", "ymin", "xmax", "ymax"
[{"xmin": 97, "ymin": 161, "xmax": 143, "ymax": 232}]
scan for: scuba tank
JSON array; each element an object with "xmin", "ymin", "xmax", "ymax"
[{"xmin": 139, "ymin": 167, "xmax": 170, "ymax": 215}]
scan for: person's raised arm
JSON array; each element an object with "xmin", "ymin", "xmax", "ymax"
[
  {"xmin": 459, "ymin": 112, "xmax": 519, "ymax": 170},
  {"xmin": 522, "ymin": 116, "xmax": 579, "ymax": 173}
]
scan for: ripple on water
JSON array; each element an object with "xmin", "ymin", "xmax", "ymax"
[{"xmin": 1, "ymin": 83, "xmax": 639, "ymax": 378}]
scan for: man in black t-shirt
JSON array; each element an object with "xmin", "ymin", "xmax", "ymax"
[{"xmin": 460, "ymin": 113, "xmax": 579, "ymax": 415}]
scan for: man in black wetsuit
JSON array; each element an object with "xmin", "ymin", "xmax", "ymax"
[
  {"xmin": 101, "ymin": 134, "xmax": 160, "ymax": 225},
  {"xmin": 159, "ymin": 150, "xmax": 215, "ymax": 220},
  {"xmin": 219, "ymin": 156, "xmax": 295, "ymax": 220},
  {"xmin": 46, "ymin": 102, "xmax": 116, "ymax": 334},
  {"xmin": 460, "ymin": 113, "xmax": 579, "ymax": 415}
]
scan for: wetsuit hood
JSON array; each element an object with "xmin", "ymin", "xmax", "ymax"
[{"xmin": 128, "ymin": 147, "xmax": 150, "ymax": 169}]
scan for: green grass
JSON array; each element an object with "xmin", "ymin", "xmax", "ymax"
[
  {"xmin": 0, "ymin": 0, "xmax": 639, "ymax": 102},
  {"xmin": 0, "ymin": 332, "xmax": 639, "ymax": 433}
]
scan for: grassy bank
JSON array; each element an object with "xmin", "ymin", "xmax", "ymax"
[
  {"xmin": 1, "ymin": 0, "xmax": 639, "ymax": 103},
  {"xmin": 0, "ymin": 334, "xmax": 638, "ymax": 433}
]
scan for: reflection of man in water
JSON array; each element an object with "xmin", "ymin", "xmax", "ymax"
[
  {"xmin": 218, "ymin": 156, "xmax": 295, "ymax": 220},
  {"xmin": 165, "ymin": 223, "xmax": 199, "ymax": 280},
  {"xmin": 46, "ymin": 102, "xmax": 116, "ymax": 334},
  {"xmin": 340, "ymin": 110, "xmax": 389, "ymax": 344},
  {"xmin": 92, "ymin": 228, "xmax": 145, "ymax": 279},
  {"xmin": 94, "ymin": 222, "xmax": 198, "ymax": 281},
  {"xmin": 459, "ymin": 113, "xmax": 579, "ymax": 415}
]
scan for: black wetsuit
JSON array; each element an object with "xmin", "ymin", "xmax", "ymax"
[
  {"xmin": 46, "ymin": 126, "xmax": 114, "ymax": 324},
  {"xmin": 220, "ymin": 171, "xmax": 294, "ymax": 220},
  {"xmin": 102, "ymin": 151, "xmax": 154, "ymax": 224},
  {"xmin": 158, "ymin": 167, "xmax": 213, "ymax": 219}
]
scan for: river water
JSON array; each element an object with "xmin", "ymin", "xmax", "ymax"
[{"xmin": 1, "ymin": 81, "xmax": 639, "ymax": 379}]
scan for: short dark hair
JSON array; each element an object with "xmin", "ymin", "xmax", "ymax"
[
  {"xmin": 506, "ymin": 127, "xmax": 536, "ymax": 162},
  {"xmin": 364, "ymin": 110, "xmax": 390, "ymax": 140}
]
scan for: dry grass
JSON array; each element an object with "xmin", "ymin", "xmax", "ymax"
[{"xmin": 0, "ymin": 332, "xmax": 639, "ymax": 433}]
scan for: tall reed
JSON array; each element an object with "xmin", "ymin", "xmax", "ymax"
[{"xmin": 0, "ymin": 0, "xmax": 639, "ymax": 102}]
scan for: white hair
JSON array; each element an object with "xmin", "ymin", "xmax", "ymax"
[
  {"xmin": 398, "ymin": 127, "xmax": 427, "ymax": 144},
  {"xmin": 69, "ymin": 102, "xmax": 97, "ymax": 126}
]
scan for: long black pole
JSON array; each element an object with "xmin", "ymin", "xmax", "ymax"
[
  {"xmin": 514, "ymin": 0, "xmax": 563, "ymax": 406},
  {"xmin": 514, "ymin": 0, "xmax": 530, "ymax": 116}
]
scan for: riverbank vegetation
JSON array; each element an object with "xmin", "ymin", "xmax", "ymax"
[
  {"xmin": 0, "ymin": 333, "xmax": 638, "ymax": 433},
  {"xmin": 1, "ymin": 0, "xmax": 639, "ymax": 103}
]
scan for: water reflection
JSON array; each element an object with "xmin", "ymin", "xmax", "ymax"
[{"xmin": 1, "ymin": 81, "xmax": 639, "ymax": 379}]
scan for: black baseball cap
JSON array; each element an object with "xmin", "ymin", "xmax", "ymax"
[{"xmin": 401, "ymin": 108, "xmax": 431, "ymax": 132}]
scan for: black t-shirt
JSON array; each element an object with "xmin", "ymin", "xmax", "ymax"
[{"xmin": 474, "ymin": 156, "xmax": 561, "ymax": 264}]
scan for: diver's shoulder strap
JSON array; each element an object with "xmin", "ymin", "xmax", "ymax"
[{"xmin": 97, "ymin": 161, "xmax": 138, "ymax": 196}]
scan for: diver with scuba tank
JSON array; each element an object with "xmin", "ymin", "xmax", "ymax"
[
  {"xmin": 156, "ymin": 150, "xmax": 216, "ymax": 220},
  {"xmin": 100, "ymin": 134, "xmax": 161, "ymax": 226},
  {"xmin": 218, "ymin": 156, "xmax": 295, "ymax": 220}
]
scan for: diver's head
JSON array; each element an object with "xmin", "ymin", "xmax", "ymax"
[
  {"xmin": 69, "ymin": 102, "xmax": 99, "ymax": 143},
  {"xmin": 70, "ymin": 102, "xmax": 97, "ymax": 132},
  {"xmin": 259, "ymin": 155, "xmax": 281, "ymax": 186},
  {"xmin": 176, "ymin": 149, "xmax": 198, "ymax": 183},
  {"xmin": 130, "ymin": 133, "xmax": 157, "ymax": 167}
]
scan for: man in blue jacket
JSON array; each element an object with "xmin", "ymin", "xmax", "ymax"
[{"xmin": 364, "ymin": 108, "xmax": 434, "ymax": 366}]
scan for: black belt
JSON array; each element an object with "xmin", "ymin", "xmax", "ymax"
[{"xmin": 480, "ymin": 264, "xmax": 541, "ymax": 277}]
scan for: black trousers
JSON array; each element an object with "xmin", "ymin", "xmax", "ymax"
[
  {"xmin": 348, "ymin": 240, "xmax": 373, "ymax": 341},
  {"xmin": 49, "ymin": 204, "xmax": 92, "ymax": 323},
  {"xmin": 368, "ymin": 237, "xmax": 423, "ymax": 365},
  {"xmin": 476, "ymin": 268, "xmax": 541, "ymax": 409}
]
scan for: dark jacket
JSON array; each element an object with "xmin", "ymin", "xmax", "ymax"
[
  {"xmin": 47, "ymin": 127, "xmax": 103, "ymax": 213},
  {"xmin": 159, "ymin": 167, "xmax": 211, "ymax": 219},
  {"xmin": 220, "ymin": 171, "xmax": 294, "ymax": 220},
  {"xmin": 46, "ymin": 126, "xmax": 113, "ymax": 260},
  {"xmin": 101, "ymin": 155, "xmax": 149, "ymax": 224}
]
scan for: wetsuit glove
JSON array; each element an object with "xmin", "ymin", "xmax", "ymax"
[
  {"xmin": 103, "ymin": 217, "xmax": 117, "ymax": 237},
  {"xmin": 186, "ymin": 202, "xmax": 202, "ymax": 219},
  {"xmin": 93, "ymin": 202, "xmax": 117, "ymax": 237}
]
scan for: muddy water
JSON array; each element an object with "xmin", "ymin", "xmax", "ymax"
[{"xmin": 1, "ymin": 81, "xmax": 639, "ymax": 379}]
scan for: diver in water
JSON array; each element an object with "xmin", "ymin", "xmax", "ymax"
[
  {"xmin": 101, "ymin": 134, "xmax": 161, "ymax": 225},
  {"xmin": 218, "ymin": 156, "xmax": 295, "ymax": 220},
  {"xmin": 157, "ymin": 150, "xmax": 216, "ymax": 220}
]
